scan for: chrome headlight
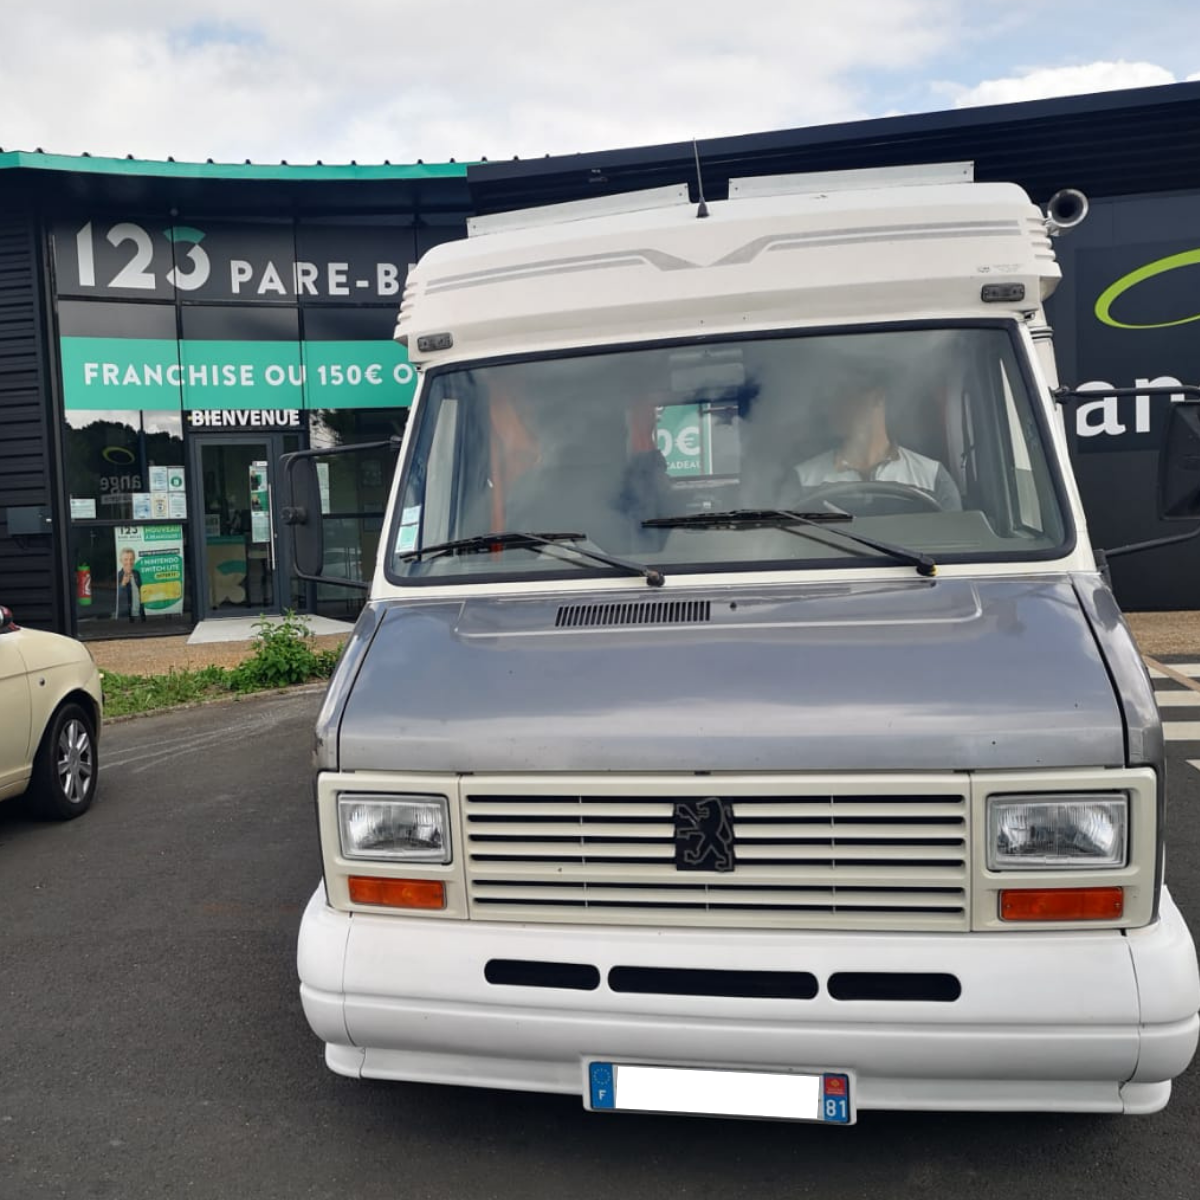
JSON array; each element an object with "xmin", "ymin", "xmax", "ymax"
[
  {"xmin": 986, "ymin": 794, "xmax": 1128, "ymax": 870},
  {"xmin": 337, "ymin": 794, "xmax": 451, "ymax": 863}
]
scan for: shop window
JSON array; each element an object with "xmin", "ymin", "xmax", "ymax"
[
  {"xmin": 64, "ymin": 409, "xmax": 184, "ymax": 523},
  {"xmin": 64, "ymin": 408, "xmax": 189, "ymax": 637},
  {"xmin": 71, "ymin": 522, "xmax": 192, "ymax": 638}
]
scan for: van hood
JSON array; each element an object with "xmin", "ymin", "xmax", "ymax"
[{"xmin": 334, "ymin": 577, "xmax": 1127, "ymax": 773}]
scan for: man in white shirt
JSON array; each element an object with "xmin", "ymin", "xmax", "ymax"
[{"xmin": 794, "ymin": 384, "xmax": 962, "ymax": 510}]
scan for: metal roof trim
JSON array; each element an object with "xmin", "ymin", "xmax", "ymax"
[
  {"xmin": 466, "ymin": 80, "xmax": 1200, "ymax": 184},
  {"xmin": 0, "ymin": 150, "xmax": 471, "ymax": 181}
]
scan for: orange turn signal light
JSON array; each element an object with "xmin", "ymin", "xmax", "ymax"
[
  {"xmin": 348, "ymin": 876, "xmax": 446, "ymax": 910},
  {"xmin": 1000, "ymin": 886, "xmax": 1124, "ymax": 922}
]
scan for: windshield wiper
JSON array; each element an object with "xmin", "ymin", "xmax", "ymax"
[
  {"xmin": 644, "ymin": 508, "xmax": 852, "ymax": 528},
  {"xmin": 397, "ymin": 530, "xmax": 666, "ymax": 587},
  {"xmin": 644, "ymin": 508, "xmax": 937, "ymax": 578}
]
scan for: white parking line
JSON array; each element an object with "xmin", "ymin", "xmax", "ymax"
[
  {"xmin": 1147, "ymin": 659, "xmax": 1200, "ymax": 768},
  {"xmin": 1148, "ymin": 662, "xmax": 1200, "ymax": 679},
  {"xmin": 1162, "ymin": 721, "xmax": 1200, "ymax": 742}
]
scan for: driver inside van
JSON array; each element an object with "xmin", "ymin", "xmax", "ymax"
[{"xmin": 793, "ymin": 378, "xmax": 963, "ymax": 510}]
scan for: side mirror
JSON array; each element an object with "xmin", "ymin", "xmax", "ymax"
[
  {"xmin": 280, "ymin": 454, "xmax": 326, "ymax": 577},
  {"xmin": 1054, "ymin": 384, "xmax": 1200, "ymax": 561},
  {"xmin": 1159, "ymin": 402, "xmax": 1200, "ymax": 520},
  {"xmin": 280, "ymin": 437, "xmax": 402, "ymax": 591},
  {"xmin": 0, "ymin": 605, "xmax": 16, "ymax": 632}
]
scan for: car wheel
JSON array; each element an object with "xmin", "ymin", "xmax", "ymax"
[{"xmin": 28, "ymin": 702, "xmax": 98, "ymax": 820}]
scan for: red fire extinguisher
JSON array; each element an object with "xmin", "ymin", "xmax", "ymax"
[{"xmin": 76, "ymin": 562, "xmax": 92, "ymax": 607}]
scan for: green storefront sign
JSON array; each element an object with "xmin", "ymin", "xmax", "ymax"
[{"xmin": 59, "ymin": 337, "xmax": 417, "ymax": 411}]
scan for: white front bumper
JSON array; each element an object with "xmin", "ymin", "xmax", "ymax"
[{"xmin": 297, "ymin": 886, "xmax": 1199, "ymax": 1115}]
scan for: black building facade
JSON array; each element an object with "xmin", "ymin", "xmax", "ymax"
[
  {"xmin": 4, "ymin": 82, "xmax": 1200, "ymax": 634},
  {"xmin": 0, "ymin": 156, "xmax": 471, "ymax": 636}
]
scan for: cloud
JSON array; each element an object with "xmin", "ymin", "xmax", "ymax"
[
  {"xmin": 0, "ymin": 0, "xmax": 959, "ymax": 163},
  {"xmin": 951, "ymin": 60, "xmax": 1179, "ymax": 108}
]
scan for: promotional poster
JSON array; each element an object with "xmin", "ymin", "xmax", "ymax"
[{"xmin": 111, "ymin": 525, "xmax": 186, "ymax": 618}]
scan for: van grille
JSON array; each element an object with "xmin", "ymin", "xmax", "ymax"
[{"xmin": 462, "ymin": 785, "xmax": 969, "ymax": 931}]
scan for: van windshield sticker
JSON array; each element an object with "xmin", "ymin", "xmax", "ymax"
[{"xmin": 396, "ymin": 524, "xmax": 420, "ymax": 554}]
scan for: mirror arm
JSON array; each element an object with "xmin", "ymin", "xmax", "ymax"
[
  {"xmin": 1102, "ymin": 524, "xmax": 1200, "ymax": 560},
  {"xmin": 292, "ymin": 570, "xmax": 371, "ymax": 592},
  {"xmin": 282, "ymin": 437, "xmax": 403, "ymax": 462},
  {"xmin": 1054, "ymin": 384, "xmax": 1200, "ymax": 404}
]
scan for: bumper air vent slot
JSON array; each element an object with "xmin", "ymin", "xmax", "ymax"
[
  {"xmin": 484, "ymin": 959, "xmax": 600, "ymax": 991},
  {"xmin": 608, "ymin": 966, "xmax": 818, "ymax": 999},
  {"xmin": 827, "ymin": 972, "xmax": 961, "ymax": 1002},
  {"xmin": 555, "ymin": 599, "xmax": 711, "ymax": 629}
]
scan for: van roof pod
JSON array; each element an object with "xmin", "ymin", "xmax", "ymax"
[{"xmin": 402, "ymin": 169, "xmax": 1057, "ymax": 364}]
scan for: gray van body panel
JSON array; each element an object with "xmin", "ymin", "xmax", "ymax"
[
  {"xmin": 1072, "ymin": 572, "xmax": 1166, "ymax": 915},
  {"xmin": 328, "ymin": 576, "xmax": 1128, "ymax": 773},
  {"xmin": 1072, "ymin": 574, "xmax": 1162, "ymax": 768},
  {"xmin": 313, "ymin": 602, "xmax": 384, "ymax": 771}
]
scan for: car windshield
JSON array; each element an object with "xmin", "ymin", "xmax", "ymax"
[{"xmin": 387, "ymin": 326, "xmax": 1068, "ymax": 583}]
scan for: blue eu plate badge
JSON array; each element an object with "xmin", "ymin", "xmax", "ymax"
[{"xmin": 590, "ymin": 1062, "xmax": 616, "ymax": 1109}]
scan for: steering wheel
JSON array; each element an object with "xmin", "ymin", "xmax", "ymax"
[{"xmin": 799, "ymin": 479, "xmax": 943, "ymax": 515}]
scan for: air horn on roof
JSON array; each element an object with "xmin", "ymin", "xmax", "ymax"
[{"xmin": 1045, "ymin": 188, "xmax": 1089, "ymax": 236}]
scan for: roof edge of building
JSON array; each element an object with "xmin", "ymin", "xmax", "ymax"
[
  {"xmin": 466, "ymin": 80, "xmax": 1200, "ymax": 183},
  {"xmin": 0, "ymin": 150, "xmax": 472, "ymax": 182}
]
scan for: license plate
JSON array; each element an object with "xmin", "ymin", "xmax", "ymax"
[{"xmin": 585, "ymin": 1062, "xmax": 853, "ymax": 1123}]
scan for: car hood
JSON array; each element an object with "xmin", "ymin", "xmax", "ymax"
[
  {"xmin": 334, "ymin": 576, "xmax": 1127, "ymax": 773},
  {"xmin": 9, "ymin": 625, "xmax": 95, "ymax": 674}
]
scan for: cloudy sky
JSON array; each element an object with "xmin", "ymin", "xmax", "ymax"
[{"xmin": 1, "ymin": 0, "xmax": 1198, "ymax": 165}]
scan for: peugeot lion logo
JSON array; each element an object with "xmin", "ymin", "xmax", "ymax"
[{"xmin": 673, "ymin": 798, "xmax": 736, "ymax": 873}]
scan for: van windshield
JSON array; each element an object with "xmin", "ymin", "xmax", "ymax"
[{"xmin": 387, "ymin": 326, "xmax": 1068, "ymax": 583}]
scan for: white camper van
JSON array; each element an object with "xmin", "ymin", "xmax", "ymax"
[{"xmin": 289, "ymin": 164, "xmax": 1200, "ymax": 1123}]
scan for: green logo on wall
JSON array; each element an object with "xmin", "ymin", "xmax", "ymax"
[{"xmin": 1094, "ymin": 248, "xmax": 1200, "ymax": 330}]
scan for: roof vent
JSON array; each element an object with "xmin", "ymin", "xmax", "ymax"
[
  {"xmin": 468, "ymin": 184, "xmax": 690, "ymax": 238},
  {"xmin": 730, "ymin": 161, "xmax": 974, "ymax": 199},
  {"xmin": 555, "ymin": 599, "xmax": 711, "ymax": 629}
]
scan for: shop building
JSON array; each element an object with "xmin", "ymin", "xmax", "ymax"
[
  {"xmin": 4, "ymin": 81, "xmax": 1200, "ymax": 636},
  {"xmin": 0, "ymin": 156, "xmax": 470, "ymax": 635}
]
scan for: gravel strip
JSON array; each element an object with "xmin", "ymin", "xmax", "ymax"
[{"xmin": 87, "ymin": 632, "xmax": 347, "ymax": 676}]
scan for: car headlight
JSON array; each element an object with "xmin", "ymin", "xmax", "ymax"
[
  {"xmin": 337, "ymin": 794, "xmax": 451, "ymax": 863},
  {"xmin": 986, "ymin": 794, "xmax": 1128, "ymax": 870}
]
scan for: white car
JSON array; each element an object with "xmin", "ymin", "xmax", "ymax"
[{"xmin": 0, "ymin": 605, "xmax": 103, "ymax": 819}]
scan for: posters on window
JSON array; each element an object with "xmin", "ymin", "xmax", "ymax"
[
  {"xmin": 112, "ymin": 525, "xmax": 185, "ymax": 617},
  {"xmin": 249, "ymin": 461, "xmax": 271, "ymax": 542}
]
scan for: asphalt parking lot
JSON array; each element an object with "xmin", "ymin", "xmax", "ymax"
[{"xmin": 1, "ymin": 689, "xmax": 1198, "ymax": 1200}]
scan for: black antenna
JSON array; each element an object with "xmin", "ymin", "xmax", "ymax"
[{"xmin": 692, "ymin": 139, "xmax": 709, "ymax": 219}]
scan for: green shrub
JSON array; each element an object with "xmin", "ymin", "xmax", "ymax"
[{"xmin": 230, "ymin": 610, "xmax": 322, "ymax": 691}]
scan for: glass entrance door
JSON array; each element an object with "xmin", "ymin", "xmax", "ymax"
[{"xmin": 193, "ymin": 435, "xmax": 299, "ymax": 616}]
